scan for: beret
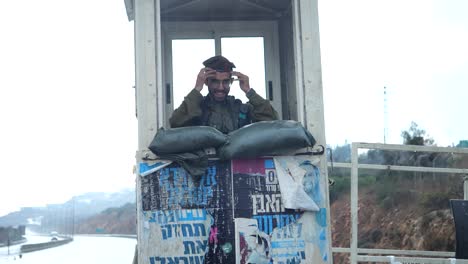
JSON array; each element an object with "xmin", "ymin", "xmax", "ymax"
[{"xmin": 203, "ymin": 55, "xmax": 236, "ymax": 72}]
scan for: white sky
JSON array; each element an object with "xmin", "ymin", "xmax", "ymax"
[
  {"xmin": 1, "ymin": 0, "xmax": 467, "ymax": 217},
  {"xmin": 320, "ymin": 0, "xmax": 468, "ymax": 146},
  {"xmin": 0, "ymin": 1, "xmax": 136, "ymax": 216}
]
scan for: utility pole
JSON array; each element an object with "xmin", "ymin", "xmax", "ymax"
[
  {"xmin": 71, "ymin": 197, "xmax": 75, "ymax": 238},
  {"xmin": 7, "ymin": 235, "xmax": 10, "ymax": 255}
]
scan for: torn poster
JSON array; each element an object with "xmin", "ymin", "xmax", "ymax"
[{"xmin": 273, "ymin": 156, "xmax": 320, "ymax": 211}]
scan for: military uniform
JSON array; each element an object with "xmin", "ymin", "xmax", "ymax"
[{"xmin": 169, "ymin": 88, "xmax": 278, "ymax": 133}]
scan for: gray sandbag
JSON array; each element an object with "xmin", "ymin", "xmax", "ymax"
[
  {"xmin": 218, "ymin": 120, "xmax": 316, "ymax": 160},
  {"xmin": 149, "ymin": 126, "xmax": 227, "ymax": 155},
  {"xmin": 158, "ymin": 151, "xmax": 208, "ymax": 180}
]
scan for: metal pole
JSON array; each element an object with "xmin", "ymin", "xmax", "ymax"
[
  {"xmin": 292, "ymin": 0, "xmax": 305, "ymax": 125},
  {"xmin": 350, "ymin": 143, "xmax": 359, "ymax": 264},
  {"xmin": 7, "ymin": 235, "xmax": 10, "ymax": 255},
  {"xmin": 72, "ymin": 197, "xmax": 75, "ymax": 238},
  {"xmin": 464, "ymin": 175, "xmax": 468, "ymax": 200}
]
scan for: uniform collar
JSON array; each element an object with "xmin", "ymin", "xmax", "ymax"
[{"xmin": 206, "ymin": 93, "xmax": 230, "ymax": 105}]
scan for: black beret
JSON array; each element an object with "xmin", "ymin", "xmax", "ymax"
[{"xmin": 203, "ymin": 55, "xmax": 236, "ymax": 72}]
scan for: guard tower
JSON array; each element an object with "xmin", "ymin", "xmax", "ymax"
[{"xmin": 124, "ymin": 1, "xmax": 331, "ymax": 263}]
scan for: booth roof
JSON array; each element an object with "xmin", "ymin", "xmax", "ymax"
[{"xmin": 124, "ymin": 0, "xmax": 292, "ymax": 22}]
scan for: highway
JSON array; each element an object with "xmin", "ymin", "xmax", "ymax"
[{"xmin": 0, "ymin": 235, "xmax": 136, "ymax": 264}]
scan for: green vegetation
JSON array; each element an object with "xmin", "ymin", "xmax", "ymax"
[
  {"xmin": 328, "ymin": 122, "xmax": 464, "ymax": 209},
  {"xmin": 401, "ymin": 121, "xmax": 434, "ymax": 146},
  {"xmin": 419, "ymin": 192, "xmax": 451, "ymax": 211}
]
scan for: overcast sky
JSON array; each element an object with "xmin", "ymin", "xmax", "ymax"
[
  {"xmin": 320, "ymin": 0, "xmax": 468, "ymax": 146},
  {"xmin": 0, "ymin": 1, "xmax": 136, "ymax": 216},
  {"xmin": 1, "ymin": 0, "xmax": 467, "ymax": 217}
]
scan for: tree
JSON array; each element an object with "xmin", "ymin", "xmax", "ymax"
[
  {"xmin": 401, "ymin": 122, "xmax": 435, "ymax": 146},
  {"xmin": 328, "ymin": 144, "xmax": 351, "ymax": 163}
]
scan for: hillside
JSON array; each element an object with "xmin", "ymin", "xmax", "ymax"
[
  {"xmin": 71, "ymin": 189, "xmax": 136, "ymax": 220},
  {"xmin": 75, "ymin": 203, "xmax": 136, "ymax": 234},
  {"xmin": 330, "ymin": 185, "xmax": 457, "ymax": 263},
  {"xmin": 327, "ymin": 143, "xmax": 466, "ymax": 262},
  {"xmin": 0, "ymin": 188, "xmax": 135, "ymax": 234}
]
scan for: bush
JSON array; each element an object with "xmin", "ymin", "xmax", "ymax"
[
  {"xmin": 370, "ymin": 229, "xmax": 383, "ymax": 243},
  {"xmin": 375, "ymin": 181, "xmax": 397, "ymax": 205},
  {"xmin": 421, "ymin": 213, "xmax": 434, "ymax": 230},
  {"xmin": 358, "ymin": 174, "xmax": 376, "ymax": 188},
  {"xmin": 329, "ymin": 175, "xmax": 350, "ymax": 203},
  {"xmin": 380, "ymin": 196, "xmax": 393, "ymax": 210},
  {"xmin": 420, "ymin": 192, "xmax": 451, "ymax": 211},
  {"xmin": 426, "ymin": 237, "xmax": 447, "ymax": 251},
  {"xmin": 375, "ymin": 180, "xmax": 416, "ymax": 209}
]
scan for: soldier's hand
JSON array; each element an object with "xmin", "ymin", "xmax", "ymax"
[
  {"xmin": 231, "ymin": 71, "xmax": 251, "ymax": 93},
  {"xmin": 195, "ymin": 68, "xmax": 216, "ymax": 92}
]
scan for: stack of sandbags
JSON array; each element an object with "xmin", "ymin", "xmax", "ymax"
[
  {"xmin": 148, "ymin": 126, "xmax": 227, "ymax": 155},
  {"xmin": 219, "ymin": 120, "xmax": 316, "ymax": 160}
]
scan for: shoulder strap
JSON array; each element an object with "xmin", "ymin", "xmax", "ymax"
[
  {"xmin": 227, "ymin": 96, "xmax": 240, "ymax": 129},
  {"xmin": 199, "ymin": 96, "xmax": 210, "ymax": 126}
]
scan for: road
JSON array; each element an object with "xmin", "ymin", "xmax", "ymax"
[{"xmin": 0, "ymin": 235, "xmax": 136, "ymax": 264}]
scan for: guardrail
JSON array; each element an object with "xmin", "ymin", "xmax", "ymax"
[
  {"xmin": 20, "ymin": 238, "xmax": 73, "ymax": 253},
  {"xmin": 75, "ymin": 234, "xmax": 137, "ymax": 239},
  {"xmin": 329, "ymin": 142, "xmax": 468, "ymax": 264}
]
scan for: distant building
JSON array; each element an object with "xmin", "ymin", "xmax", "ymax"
[
  {"xmin": 457, "ymin": 140, "xmax": 468, "ymax": 148},
  {"xmin": 0, "ymin": 225, "xmax": 26, "ymax": 244}
]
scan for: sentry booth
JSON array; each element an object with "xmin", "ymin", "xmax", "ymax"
[{"xmin": 124, "ymin": 0, "xmax": 331, "ymax": 263}]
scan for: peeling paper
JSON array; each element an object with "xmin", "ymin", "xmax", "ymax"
[
  {"xmin": 273, "ymin": 156, "xmax": 319, "ymax": 211},
  {"xmin": 139, "ymin": 160, "xmax": 172, "ymax": 177}
]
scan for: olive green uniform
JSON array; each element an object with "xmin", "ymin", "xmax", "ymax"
[{"xmin": 170, "ymin": 88, "xmax": 278, "ymax": 133}]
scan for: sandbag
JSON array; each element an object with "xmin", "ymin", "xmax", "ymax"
[
  {"xmin": 149, "ymin": 126, "xmax": 227, "ymax": 155},
  {"xmin": 158, "ymin": 151, "xmax": 208, "ymax": 180},
  {"xmin": 219, "ymin": 120, "xmax": 316, "ymax": 160}
]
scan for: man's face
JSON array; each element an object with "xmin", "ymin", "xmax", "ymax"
[{"xmin": 206, "ymin": 72, "xmax": 232, "ymax": 102}]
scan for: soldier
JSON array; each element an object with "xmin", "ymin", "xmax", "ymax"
[{"xmin": 169, "ymin": 55, "xmax": 278, "ymax": 133}]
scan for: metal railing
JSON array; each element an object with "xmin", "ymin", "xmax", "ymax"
[{"xmin": 329, "ymin": 142, "xmax": 468, "ymax": 264}]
